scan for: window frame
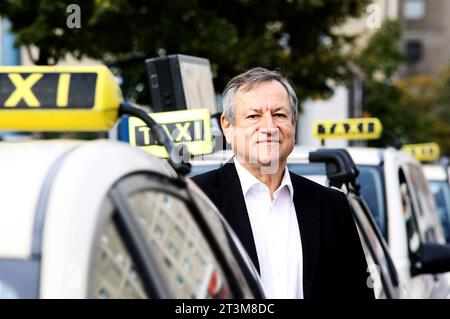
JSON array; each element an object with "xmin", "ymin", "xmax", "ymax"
[
  {"xmin": 348, "ymin": 193, "xmax": 400, "ymax": 299},
  {"xmin": 87, "ymin": 195, "xmax": 156, "ymax": 298},
  {"xmin": 108, "ymin": 171, "xmax": 249, "ymax": 298}
]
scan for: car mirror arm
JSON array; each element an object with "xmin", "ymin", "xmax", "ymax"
[{"xmin": 119, "ymin": 102, "xmax": 191, "ymax": 176}]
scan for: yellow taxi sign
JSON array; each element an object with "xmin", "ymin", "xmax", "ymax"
[
  {"xmin": 120, "ymin": 108, "xmax": 213, "ymax": 158},
  {"xmin": 402, "ymin": 143, "xmax": 441, "ymax": 162},
  {"xmin": 0, "ymin": 66, "xmax": 122, "ymax": 131},
  {"xmin": 313, "ymin": 117, "xmax": 383, "ymax": 140}
]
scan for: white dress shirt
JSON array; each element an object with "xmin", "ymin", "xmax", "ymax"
[{"xmin": 234, "ymin": 159, "xmax": 303, "ymax": 299}]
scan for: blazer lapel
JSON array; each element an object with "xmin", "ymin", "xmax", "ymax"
[
  {"xmin": 290, "ymin": 173, "xmax": 321, "ymax": 299},
  {"xmin": 217, "ymin": 163, "xmax": 261, "ymax": 274}
]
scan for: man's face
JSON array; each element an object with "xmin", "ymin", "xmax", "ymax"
[{"xmin": 222, "ymin": 80, "xmax": 296, "ymax": 172}]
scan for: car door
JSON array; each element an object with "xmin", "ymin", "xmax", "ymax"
[
  {"xmin": 397, "ymin": 166, "xmax": 435, "ymax": 298},
  {"xmin": 404, "ymin": 164, "xmax": 450, "ymax": 298},
  {"xmin": 348, "ymin": 193, "xmax": 404, "ymax": 299}
]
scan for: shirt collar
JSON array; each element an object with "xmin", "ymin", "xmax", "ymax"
[{"xmin": 234, "ymin": 158, "xmax": 294, "ymax": 200}]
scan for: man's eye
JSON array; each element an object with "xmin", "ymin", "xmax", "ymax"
[
  {"xmin": 274, "ymin": 113, "xmax": 287, "ymax": 118},
  {"xmin": 247, "ymin": 114, "xmax": 259, "ymax": 119}
]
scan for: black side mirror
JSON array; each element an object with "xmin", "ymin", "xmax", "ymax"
[{"xmin": 413, "ymin": 243, "xmax": 450, "ymax": 275}]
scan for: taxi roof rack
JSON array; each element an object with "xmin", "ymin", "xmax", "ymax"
[{"xmin": 309, "ymin": 148, "xmax": 360, "ymax": 194}]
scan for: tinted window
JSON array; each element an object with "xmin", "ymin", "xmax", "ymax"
[
  {"xmin": 288, "ymin": 163, "xmax": 388, "ymax": 239},
  {"xmin": 429, "ymin": 180, "xmax": 450, "ymax": 242},
  {"xmin": 288, "ymin": 163, "xmax": 326, "ymax": 176},
  {"xmin": 358, "ymin": 166, "xmax": 387, "ymax": 239}
]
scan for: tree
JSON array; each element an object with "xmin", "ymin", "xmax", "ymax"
[
  {"xmin": 356, "ymin": 20, "xmax": 450, "ymax": 154},
  {"xmin": 430, "ymin": 68, "xmax": 450, "ymax": 154},
  {"xmin": 356, "ymin": 20, "xmax": 435, "ymax": 148},
  {"xmin": 1, "ymin": 0, "xmax": 371, "ymax": 105}
]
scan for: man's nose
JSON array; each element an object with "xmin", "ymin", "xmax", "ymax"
[{"xmin": 261, "ymin": 113, "xmax": 277, "ymax": 131}]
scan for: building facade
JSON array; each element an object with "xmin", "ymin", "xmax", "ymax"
[{"xmin": 400, "ymin": 0, "xmax": 450, "ymax": 77}]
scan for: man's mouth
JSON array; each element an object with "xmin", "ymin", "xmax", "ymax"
[{"xmin": 257, "ymin": 140, "xmax": 279, "ymax": 144}]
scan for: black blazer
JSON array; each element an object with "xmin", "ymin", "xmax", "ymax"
[{"xmin": 192, "ymin": 162, "xmax": 374, "ymax": 299}]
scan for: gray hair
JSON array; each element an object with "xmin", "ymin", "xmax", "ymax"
[{"xmin": 222, "ymin": 67, "xmax": 298, "ymax": 124}]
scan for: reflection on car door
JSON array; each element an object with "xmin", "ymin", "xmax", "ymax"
[
  {"xmin": 348, "ymin": 194, "xmax": 402, "ymax": 299},
  {"xmin": 88, "ymin": 172, "xmax": 260, "ymax": 299},
  {"xmin": 398, "ymin": 168, "xmax": 434, "ymax": 298}
]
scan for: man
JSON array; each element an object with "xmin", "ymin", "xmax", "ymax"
[{"xmin": 192, "ymin": 67, "xmax": 374, "ymax": 299}]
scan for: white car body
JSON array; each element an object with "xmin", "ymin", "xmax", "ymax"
[
  {"xmin": 346, "ymin": 148, "xmax": 449, "ymax": 298},
  {"xmin": 0, "ymin": 139, "xmax": 264, "ymax": 299}
]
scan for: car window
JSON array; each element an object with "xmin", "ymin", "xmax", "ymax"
[
  {"xmin": 429, "ymin": 180, "xmax": 450, "ymax": 242},
  {"xmin": 357, "ymin": 166, "xmax": 387, "ymax": 239},
  {"xmin": 288, "ymin": 163, "xmax": 388, "ymax": 240},
  {"xmin": 89, "ymin": 216, "xmax": 147, "ymax": 299},
  {"xmin": 113, "ymin": 174, "xmax": 237, "ymax": 299},
  {"xmin": 287, "ymin": 163, "xmax": 326, "ymax": 175},
  {"xmin": 189, "ymin": 164, "xmax": 221, "ymax": 176}
]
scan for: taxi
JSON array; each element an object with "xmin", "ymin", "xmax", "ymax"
[
  {"xmin": 321, "ymin": 146, "xmax": 450, "ymax": 298},
  {"xmin": 403, "ymin": 143, "xmax": 450, "ymax": 244},
  {"xmin": 0, "ymin": 66, "xmax": 265, "ymax": 299},
  {"xmin": 311, "ymin": 120, "xmax": 450, "ymax": 298}
]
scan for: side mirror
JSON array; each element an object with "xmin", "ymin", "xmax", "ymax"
[{"xmin": 413, "ymin": 243, "xmax": 450, "ymax": 275}]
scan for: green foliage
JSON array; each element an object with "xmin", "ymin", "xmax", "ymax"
[
  {"xmin": 357, "ymin": 20, "xmax": 450, "ymax": 154},
  {"xmin": 357, "ymin": 20, "xmax": 434, "ymax": 148},
  {"xmin": 414, "ymin": 68, "xmax": 450, "ymax": 155},
  {"xmin": 1, "ymin": 0, "xmax": 371, "ymax": 105},
  {"xmin": 357, "ymin": 19, "xmax": 404, "ymax": 81}
]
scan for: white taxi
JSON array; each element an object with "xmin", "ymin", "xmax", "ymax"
[
  {"xmin": 0, "ymin": 65, "xmax": 264, "ymax": 299},
  {"xmin": 290, "ymin": 146, "xmax": 450, "ymax": 299},
  {"xmin": 402, "ymin": 143, "xmax": 450, "ymax": 245},
  {"xmin": 191, "ymin": 143, "xmax": 450, "ymax": 298}
]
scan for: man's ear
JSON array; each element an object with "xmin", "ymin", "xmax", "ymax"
[{"xmin": 221, "ymin": 115, "xmax": 232, "ymax": 144}]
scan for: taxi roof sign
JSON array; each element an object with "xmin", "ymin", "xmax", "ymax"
[
  {"xmin": 313, "ymin": 118, "xmax": 383, "ymax": 140},
  {"xmin": 0, "ymin": 66, "xmax": 122, "ymax": 131},
  {"xmin": 402, "ymin": 142, "xmax": 441, "ymax": 162},
  {"xmin": 118, "ymin": 108, "xmax": 213, "ymax": 158}
]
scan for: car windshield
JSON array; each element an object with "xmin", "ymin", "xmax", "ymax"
[
  {"xmin": 189, "ymin": 164, "xmax": 221, "ymax": 176},
  {"xmin": 429, "ymin": 180, "xmax": 450, "ymax": 242},
  {"xmin": 288, "ymin": 163, "xmax": 387, "ymax": 239}
]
